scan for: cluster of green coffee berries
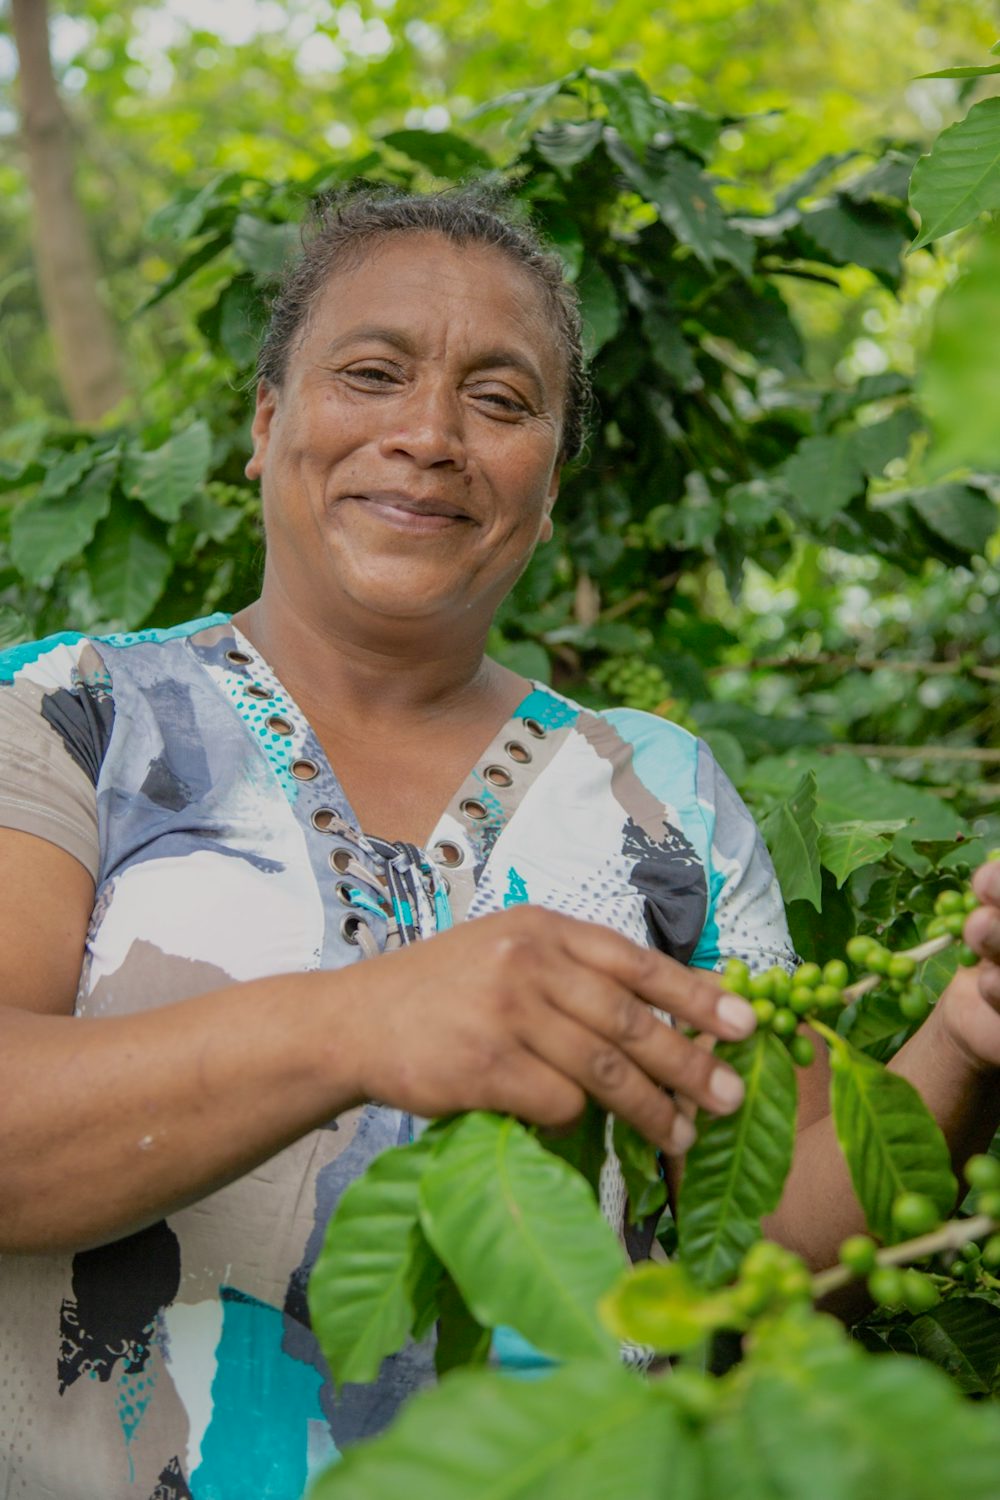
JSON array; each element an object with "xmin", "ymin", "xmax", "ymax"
[
  {"xmin": 593, "ymin": 656, "xmax": 678, "ymax": 717},
  {"xmin": 924, "ymin": 885, "xmax": 983, "ymax": 968},
  {"xmin": 835, "ymin": 1154, "xmax": 1000, "ymax": 1312},
  {"xmin": 721, "ymin": 956, "xmax": 849, "ymax": 1068},
  {"xmin": 731, "ymin": 1239, "xmax": 813, "ymax": 1318},
  {"xmin": 723, "ymin": 850, "xmax": 997, "ymax": 1063}
]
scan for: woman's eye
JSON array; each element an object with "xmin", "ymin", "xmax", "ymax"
[{"xmin": 476, "ymin": 391, "xmax": 527, "ymax": 415}]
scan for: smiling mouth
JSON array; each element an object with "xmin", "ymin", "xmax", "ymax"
[{"xmin": 345, "ymin": 492, "xmax": 474, "ymax": 529}]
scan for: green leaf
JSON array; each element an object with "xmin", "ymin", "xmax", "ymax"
[
  {"xmin": 816, "ymin": 1024, "xmax": 957, "ymax": 1242},
  {"xmin": 122, "ymin": 422, "xmax": 213, "ymax": 523},
  {"xmin": 308, "ymin": 1134, "xmax": 445, "ymax": 1389},
  {"xmin": 909, "ymin": 1296, "xmax": 1000, "ymax": 1394},
  {"xmin": 85, "ymin": 504, "xmax": 173, "ymax": 624},
  {"xmin": 434, "ymin": 1276, "xmax": 490, "ymax": 1377},
  {"xmin": 606, "ymin": 137, "xmax": 754, "ymax": 277},
  {"xmin": 418, "ymin": 1112, "xmax": 622, "ymax": 1360},
  {"xmin": 381, "ymin": 129, "xmax": 492, "ymax": 178},
  {"xmin": 818, "ymin": 820, "xmax": 907, "ymax": 887},
  {"xmin": 534, "ymin": 120, "xmax": 604, "ymax": 176},
  {"xmin": 920, "ymin": 227, "xmax": 1000, "ymax": 471},
  {"xmin": 799, "ymin": 198, "xmax": 907, "ymax": 277},
  {"xmin": 780, "ymin": 434, "xmax": 864, "ymax": 524},
  {"xmin": 917, "ymin": 64, "xmax": 1000, "ymax": 79},
  {"xmin": 577, "ymin": 263, "xmax": 622, "ymax": 357},
  {"xmin": 218, "ymin": 278, "xmax": 265, "ymax": 366},
  {"xmin": 677, "ymin": 1032, "xmax": 798, "ymax": 1287},
  {"xmin": 36, "ymin": 446, "xmax": 98, "ymax": 502},
  {"xmin": 10, "ymin": 459, "xmax": 115, "ymax": 583},
  {"xmin": 851, "ymin": 409, "xmax": 922, "ymax": 477},
  {"xmin": 541, "ymin": 1098, "xmax": 606, "ymax": 1199},
  {"xmin": 612, "ymin": 1118, "xmax": 667, "ymax": 1224},
  {"xmin": 709, "ymin": 1307, "xmax": 1000, "ymax": 1500},
  {"xmin": 232, "ymin": 213, "xmax": 301, "ymax": 284},
  {"xmin": 601, "ymin": 1261, "xmax": 740, "ymax": 1353},
  {"xmin": 758, "ymin": 769, "xmax": 823, "ymax": 910},
  {"xmin": 888, "ymin": 483, "xmax": 998, "ymax": 558},
  {"xmin": 586, "ymin": 69, "xmax": 661, "ymax": 149},
  {"xmin": 909, "ymin": 95, "xmax": 1000, "ymax": 250},
  {"xmin": 643, "ymin": 308, "xmax": 700, "ymax": 387},
  {"xmin": 466, "ymin": 75, "xmax": 579, "ymax": 137},
  {"xmin": 138, "ymin": 232, "xmax": 232, "ymax": 312},
  {"xmin": 0, "ymin": 605, "xmax": 30, "ymax": 649},
  {"xmin": 308, "ymin": 1360, "xmax": 682, "ymax": 1500},
  {"xmin": 838, "ymin": 991, "xmax": 908, "ymax": 1052}
]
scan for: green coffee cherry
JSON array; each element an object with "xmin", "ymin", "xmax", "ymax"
[
  {"xmin": 978, "ymin": 1190, "xmax": 1000, "ymax": 1220},
  {"xmin": 891, "ymin": 1192, "xmax": 940, "ymax": 1238},
  {"xmin": 795, "ymin": 963, "xmax": 822, "ymax": 989},
  {"xmin": 771, "ymin": 1007, "xmax": 798, "ymax": 1038},
  {"xmin": 964, "ymin": 1154, "xmax": 1000, "ymax": 1193},
  {"xmin": 751, "ymin": 997, "xmax": 776, "ymax": 1027},
  {"xmin": 814, "ymin": 983, "xmax": 843, "ymax": 1012},
  {"xmin": 935, "ymin": 889, "xmax": 966, "ymax": 915},
  {"xmin": 944, "ymin": 913, "xmax": 967, "ymax": 938},
  {"xmin": 901, "ymin": 1269, "xmax": 941, "ymax": 1314},
  {"xmin": 964, "ymin": 891, "xmax": 980, "ymax": 913},
  {"xmin": 790, "ymin": 985, "xmax": 817, "ymax": 1016},
  {"xmin": 865, "ymin": 945, "xmax": 892, "ymax": 975},
  {"xmin": 839, "ymin": 1234, "xmax": 878, "ymax": 1275},
  {"xmin": 899, "ymin": 988, "xmax": 930, "ymax": 1024},
  {"xmin": 789, "ymin": 1034, "xmax": 816, "ymax": 1068},
  {"xmin": 888, "ymin": 954, "xmax": 916, "ymax": 981},
  {"xmin": 868, "ymin": 1266, "xmax": 905, "ymax": 1308},
  {"xmin": 925, "ymin": 916, "xmax": 949, "ymax": 940},
  {"xmin": 723, "ymin": 959, "xmax": 751, "ymax": 997},
  {"xmin": 846, "ymin": 936, "xmax": 876, "ymax": 965},
  {"xmin": 957, "ymin": 944, "xmax": 979, "ymax": 967},
  {"xmin": 823, "ymin": 959, "xmax": 850, "ymax": 990},
  {"xmin": 982, "ymin": 1234, "xmax": 1000, "ymax": 1268}
]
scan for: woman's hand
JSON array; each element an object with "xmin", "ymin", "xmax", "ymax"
[
  {"xmin": 935, "ymin": 858, "xmax": 1000, "ymax": 1073},
  {"xmin": 341, "ymin": 905, "xmax": 757, "ymax": 1156}
]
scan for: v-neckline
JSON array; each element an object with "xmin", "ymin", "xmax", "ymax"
[{"xmin": 224, "ymin": 619, "xmax": 566, "ymax": 861}]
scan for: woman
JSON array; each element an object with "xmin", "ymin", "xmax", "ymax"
[{"xmin": 0, "ymin": 188, "xmax": 998, "ymax": 1500}]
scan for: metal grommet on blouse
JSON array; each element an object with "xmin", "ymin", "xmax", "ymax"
[
  {"xmin": 335, "ymin": 881, "xmax": 354, "ymax": 905},
  {"xmin": 523, "ymin": 718, "xmax": 547, "ymax": 739},
  {"xmin": 266, "ymin": 715, "xmax": 293, "ymax": 737},
  {"xmin": 460, "ymin": 798, "xmax": 488, "ymax": 822},
  {"xmin": 245, "ymin": 683, "xmax": 273, "ymax": 701},
  {"xmin": 505, "ymin": 740, "xmax": 532, "ymax": 764},
  {"xmin": 226, "ymin": 649, "xmax": 252, "ymax": 666},
  {"xmin": 432, "ymin": 840, "xmax": 464, "ymax": 868},
  {"xmin": 290, "ymin": 758, "xmax": 319, "ymax": 781},
  {"xmin": 484, "ymin": 764, "xmax": 513, "ymax": 788},
  {"xmin": 340, "ymin": 912, "xmax": 367, "ymax": 946},
  {"xmin": 313, "ymin": 809, "xmax": 338, "ymax": 833}
]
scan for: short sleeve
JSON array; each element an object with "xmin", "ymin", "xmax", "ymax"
[
  {"xmin": 690, "ymin": 738, "xmax": 797, "ymax": 976},
  {"xmin": 0, "ymin": 637, "xmax": 104, "ymax": 881}
]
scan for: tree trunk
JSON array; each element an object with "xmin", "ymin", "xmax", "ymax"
[{"xmin": 10, "ymin": 0, "xmax": 128, "ymax": 422}]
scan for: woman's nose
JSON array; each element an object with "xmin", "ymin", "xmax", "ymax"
[{"xmin": 377, "ymin": 383, "xmax": 467, "ymax": 470}]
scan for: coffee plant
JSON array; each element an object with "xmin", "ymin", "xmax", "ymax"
[{"xmin": 2, "ymin": 53, "xmax": 999, "ymax": 1497}]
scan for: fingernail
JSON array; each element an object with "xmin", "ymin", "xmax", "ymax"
[
  {"xmin": 668, "ymin": 1115, "xmax": 697, "ymax": 1154},
  {"xmin": 710, "ymin": 1067, "xmax": 745, "ymax": 1110},
  {"xmin": 717, "ymin": 994, "xmax": 757, "ymax": 1037}
]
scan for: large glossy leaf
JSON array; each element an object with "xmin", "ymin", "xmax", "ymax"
[
  {"xmin": 308, "ymin": 1360, "xmax": 686, "ymax": 1500},
  {"xmin": 85, "ymin": 503, "xmax": 173, "ymax": 623},
  {"xmin": 533, "ymin": 120, "xmax": 604, "ymax": 175},
  {"xmin": 909, "ymin": 95, "xmax": 1000, "ymax": 250},
  {"xmin": 714, "ymin": 1307, "xmax": 1000, "ymax": 1500},
  {"xmin": 576, "ymin": 263, "xmax": 622, "ymax": 357},
  {"xmin": 434, "ymin": 1276, "xmax": 490, "ymax": 1377},
  {"xmin": 418, "ymin": 1112, "xmax": 622, "ymax": 1360},
  {"xmin": 232, "ymin": 212, "xmax": 301, "ymax": 283},
  {"xmin": 606, "ymin": 136, "xmax": 754, "ymax": 277},
  {"xmin": 586, "ymin": 69, "xmax": 661, "ymax": 149},
  {"xmin": 677, "ymin": 1032, "xmax": 797, "ymax": 1288},
  {"xmin": 817, "ymin": 820, "xmax": 906, "ymax": 887},
  {"xmin": 382, "ymin": 129, "xmax": 492, "ymax": 177},
  {"xmin": 902, "ymin": 483, "xmax": 998, "ymax": 559},
  {"xmin": 308, "ymin": 1135, "xmax": 444, "ymax": 1389},
  {"xmin": 798, "ymin": 198, "xmax": 907, "ymax": 277},
  {"xmin": 601, "ymin": 1260, "xmax": 740, "ymax": 1353},
  {"xmin": 909, "ymin": 1296, "xmax": 1000, "ymax": 1395},
  {"xmin": 780, "ymin": 433, "xmax": 864, "ymax": 523},
  {"xmin": 10, "ymin": 459, "xmax": 115, "ymax": 583},
  {"xmin": 758, "ymin": 769, "xmax": 822, "ymax": 910},
  {"xmin": 817, "ymin": 1024, "xmax": 957, "ymax": 1242},
  {"xmin": 121, "ymin": 421, "xmax": 212, "ymax": 523},
  {"xmin": 920, "ymin": 227, "xmax": 1000, "ymax": 472}
]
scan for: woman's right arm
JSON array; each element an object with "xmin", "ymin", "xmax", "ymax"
[{"xmin": 0, "ymin": 828, "xmax": 756, "ymax": 1256}]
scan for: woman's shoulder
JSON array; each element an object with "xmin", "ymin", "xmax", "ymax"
[{"xmin": 0, "ymin": 611, "xmax": 232, "ymax": 691}]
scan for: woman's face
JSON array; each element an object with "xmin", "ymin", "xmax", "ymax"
[{"xmin": 246, "ymin": 232, "xmax": 566, "ymax": 639}]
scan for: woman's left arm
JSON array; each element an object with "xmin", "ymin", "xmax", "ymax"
[{"xmin": 765, "ymin": 858, "xmax": 1000, "ymax": 1271}]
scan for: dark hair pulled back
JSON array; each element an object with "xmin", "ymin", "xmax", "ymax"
[{"xmin": 256, "ymin": 182, "xmax": 591, "ymax": 463}]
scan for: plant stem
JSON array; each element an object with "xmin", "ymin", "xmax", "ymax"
[
  {"xmin": 811, "ymin": 1213, "xmax": 997, "ymax": 1299},
  {"xmin": 842, "ymin": 933, "xmax": 954, "ymax": 1003}
]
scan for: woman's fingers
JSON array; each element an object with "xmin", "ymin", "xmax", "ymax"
[
  {"xmin": 549, "ymin": 910, "xmax": 758, "ymax": 1041},
  {"xmin": 515, "ymin": 1002, "xmax": 694, "ymax": 1155},
  {"xmin": 535, "ymin": 965, "xmax": 744, "ymax": 1124}
]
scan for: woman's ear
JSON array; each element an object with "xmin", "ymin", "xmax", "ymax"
[{"xmin": 245, "ymin": 382, "xmax": 278, "ymax": 481}]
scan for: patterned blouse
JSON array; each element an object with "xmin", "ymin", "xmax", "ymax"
[{"xmin": 0, "ymin": 613, "xmax": 793, "ymax": 1500}]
